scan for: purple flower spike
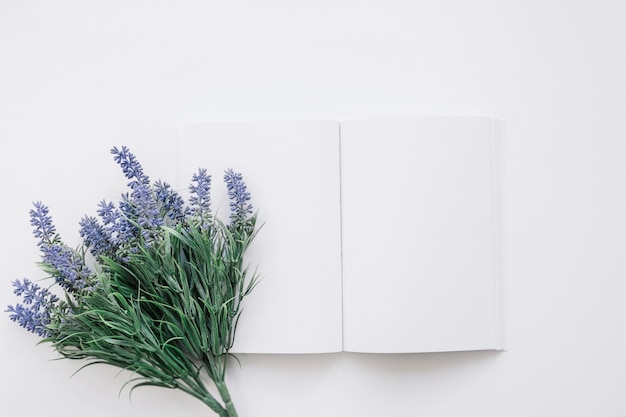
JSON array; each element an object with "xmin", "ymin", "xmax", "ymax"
[
  {"xmin": 40, "ymin": 244, "xmax": 91, "ymax": 292},
  {"xmin": 155, "ymin": 180, "xmax": 187, "ymax": 222},
  {"xmin": 189, "ymin": 169, "xmax": 212, "ymax": 228},
  {"xmin": 7, "ymin": 279, "xmax": 59, "ymax": 338},
  {"xmin": 223, "ymin": 169, "xmax": 253, "ymax": 223},
  {"xmin": 97, "ymin": 200, "xmax": 119, "ymax": 226},
  {"xmin": 111, "ymin": 146, "xmax": 163, "ymax": 246},
  {"xmin": 79, "ymin": 216, "xmax": 115, "ymax": 257},
  {"xmin": 30, "ymin": 201, "xmax": 58, "ymax": 246},
  {"xmin": 111, "ymin": 146, "xmax": 150, "ymax": 189},
  {"xmin": 133, "ymin": 183, "xmax": 164, "ymax": 230}
]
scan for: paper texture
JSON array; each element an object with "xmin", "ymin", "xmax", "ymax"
[{"xmin": 341, "ymin": 117, "xmax": 503, "ymax": 352}]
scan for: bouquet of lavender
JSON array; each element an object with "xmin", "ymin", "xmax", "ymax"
[{"xmin": 7, "ymin": 146, "xmax": 259, "ymax": 417}]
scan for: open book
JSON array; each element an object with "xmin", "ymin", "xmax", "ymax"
[{"xmin": 178, "ymin": 117, "xmax": 506, "ymax": 354}]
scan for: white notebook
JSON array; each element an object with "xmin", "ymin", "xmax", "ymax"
[{"xmin": 178, "ymin": 116, "xmax": 505, "ymax": 354}]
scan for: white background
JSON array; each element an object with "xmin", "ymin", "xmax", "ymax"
[{"xmin": 1, "ymin": 1, "xmax": 625, "ymax": 416}]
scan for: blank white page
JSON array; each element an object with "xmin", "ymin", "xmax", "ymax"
[
  {"xmin": 340, "ymin": 117, "xmax": 504, "ymax": 353},
  {"xmin": 180, "ymin": 120, "xmax": 343, "ymax": 353}
]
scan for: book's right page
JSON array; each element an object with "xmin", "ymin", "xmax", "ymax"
[{"xmin": 340, "ymin": 116, "xmax": 505, "ymax": 353}]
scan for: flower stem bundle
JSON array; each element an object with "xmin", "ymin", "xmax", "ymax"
[{"xmin": 7, "ymin": 147, "xmax": 259, "ymax": 417}]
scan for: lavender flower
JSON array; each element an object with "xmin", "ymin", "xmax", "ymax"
[
  {"xmin": 155, "ymin": 180, "xmax": 187, "ymax": 222},
  {"xmin": 111, "ymin": 146, "xmax": 150, "ymax": 189},
  {"xmin": 189, "ymin": 169, "xmax": 212, "ymax": 228},
  {"xmin": 113, "ymin": 194, "xmax": 139, "ymax": 247},
  {"xmin": 97, "ymin": 200, "xmax": 119, "ymax": 226},
  {"xmin": 223, "ymin": 169, "xmax": 253, "ymax": 223},
  {"xmin": 79, "ymin": 216, "xmax": 115, "ymax": 258},
  {"xmin": 111, "ymin": 147, "xmax": 163, "ymax": 246},
  {"xmin": 30, "ymin": 201, "xmax": 59, "ymax": 246},
  {"xmin": 40, "ymin": 244, "xmax": 91, "ymax": 291},
  {"xmin": 132, "ymin": 183, "xmax": 164, "ymax": 231},
  {"xmin": 29, "ymin": 202, "xmax": 92, "ymax": 291},
  {"xmin": 7, "ymin": 279, "xmax": 59, "ymax": 337},
  {"xmin": 90, "ymin": 200, "xmax": 125, "ymax": 256}
]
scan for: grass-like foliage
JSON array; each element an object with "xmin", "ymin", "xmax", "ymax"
[{"xmin": 7, "ymin": 146, "xmax": 260, "ymax": 417}]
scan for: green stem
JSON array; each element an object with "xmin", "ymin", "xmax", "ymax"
[
  {"xmin": 178, "ymin": 377, "xmax": 228, "ymax": 417},
  {"xmin": 202, "ymin": 355, "xmax": 237, "ymax": 417},
  {"xmin": 216, "ymin": 380, "xmax": 238, "ymax": 417},
  {"xmin": 201, "ymin": 393, "xmax": 229, "ymax": 417}
]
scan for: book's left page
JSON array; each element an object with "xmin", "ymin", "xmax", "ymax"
[{"xmin": 179, "ymin": 120, "xmax": 343, "ymax": 353}]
